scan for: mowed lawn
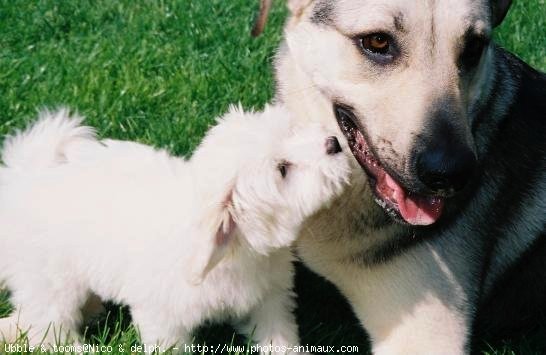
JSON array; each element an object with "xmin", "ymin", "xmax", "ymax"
[{"xmin": 0, "ymin": 1, "xmax": 545, "ymax": 354}]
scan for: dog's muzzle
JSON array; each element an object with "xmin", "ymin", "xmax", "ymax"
[{"xmin": 333, "ymin": 104, "xmax": 446, "ymax": 226}]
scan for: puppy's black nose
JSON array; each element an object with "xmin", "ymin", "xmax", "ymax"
[
  {"xmin": 416, "ymin": 145, "xmax": 476, "ymax": 195},
  {"xmin": 325, "ymin": 136, "xmax": 342, "ymax": 155}
]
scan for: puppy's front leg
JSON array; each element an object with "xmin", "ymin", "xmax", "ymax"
[
  {"xmin": 131, "ymin": 306, "xmax": 190, "ymax": 354},
  {"xmin": 235, "ymin": 290, "xmax": 308, "ymax": 355}
]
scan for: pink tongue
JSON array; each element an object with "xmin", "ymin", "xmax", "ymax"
[
  {"xmin": 379, "ymin": 174, "xmax": 444, "ymax": 226},
  {"xmin": 351, "ymin": 129, "xmax": 444, "ymax": 225}
]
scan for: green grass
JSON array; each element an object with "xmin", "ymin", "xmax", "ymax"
[
  {"xmin": 495, "ymin": 0, "xmax": 546, "ymax": 70},
  {"xmin": 0, "ymin": 0, "xmax": 545, "ymax": 354}
]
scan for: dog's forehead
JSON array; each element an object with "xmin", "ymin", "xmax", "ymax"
[{"xmin": 328, "ymin": 0, "xmax": 490, "ymax": 35}]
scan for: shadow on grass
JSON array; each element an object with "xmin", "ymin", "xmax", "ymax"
[{"xmin": 2, "ymin": 263, "xmax": 545, "ymax": 354}]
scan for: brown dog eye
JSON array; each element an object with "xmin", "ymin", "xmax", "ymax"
[
  {"xmin": 356, "ymin": 32, "xmax": 397, "ymax": 64},
  {"xmin": 360, "ymin": 33, "xmax": 390, "ymax": 54},
  {"xmin": 278, "ymin": 161, "xmax": 291, "ymax": 178}
]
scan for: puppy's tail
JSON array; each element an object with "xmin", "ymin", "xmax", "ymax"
[{"xmin": 1, "ymin": 108, "xmax": 96, "ymax": 170}]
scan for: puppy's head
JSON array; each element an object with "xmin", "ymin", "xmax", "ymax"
[
  {"xmin": 232, "ymin": 122, "xmax": 350, "ymax": 252},
  {"xmin": 188, "ymin": 105, "xmax": 349, "ymax": 282},
  {"xmin": 274, "ymin": 0, "xmax": 512, "ymax": 226}
]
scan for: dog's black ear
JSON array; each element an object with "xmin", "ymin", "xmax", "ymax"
[{"xmin": 491, "ymin": 0, "xmax": 512, "ymax": 27}]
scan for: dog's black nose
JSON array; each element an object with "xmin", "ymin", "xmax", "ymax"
[
  {"xmin": 416, "ymin": 145, "xmax": 476, "ymax": 195},
  {"xmin": 414, "ymin": 97, "xmax": 478, "ymax": 195},
  {"xmin": 325, "ymin": 136, "xmax": 342, "ymax": 155}
]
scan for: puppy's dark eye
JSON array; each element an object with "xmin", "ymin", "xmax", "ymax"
[
  {"xmin": 356, "ymin": 33, "xmax": 397, "ymax": 64},
  {"xmin": 461, "ymin": 36, "xmax": 488, "ymax": 69},
  {"xmin": 277, "ymin": 161, "xmax": 291, "ymax": 178}
]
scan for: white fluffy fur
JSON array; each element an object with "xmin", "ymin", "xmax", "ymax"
[
  {"xmin": 0, "ymin": 106, "xmax": 349, "ymax": 354},
  {"xmin": 1, "ymin": 108, "xmax": 95, "ymax": 170}
]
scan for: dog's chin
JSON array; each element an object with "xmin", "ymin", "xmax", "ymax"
[{"xmin": 333, "ymin": 104, "xmax": 445, "ymax": 227}]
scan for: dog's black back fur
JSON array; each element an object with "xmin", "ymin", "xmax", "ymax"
[{"xmin": 474, "ymin": 48, "xmax": 546, "ymax": 334}]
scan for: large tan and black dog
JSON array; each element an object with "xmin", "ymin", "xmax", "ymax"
[{"xmin": 256, "ymin": 0, "xmax": 545, "ymax": 353}]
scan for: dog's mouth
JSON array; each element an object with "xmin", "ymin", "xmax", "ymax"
[{"xmin": 334, "ymin": 104, "xmax": 444, "ymax": 226}]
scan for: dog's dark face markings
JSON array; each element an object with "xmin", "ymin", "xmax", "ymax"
[{"xmin": 282, "ymin": 0, "xmax": 512, "ymax": 225}]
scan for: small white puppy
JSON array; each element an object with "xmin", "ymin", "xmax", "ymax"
[{"xmin": 0, "ymin": 106, "xmax": 349, "ymax": 353}]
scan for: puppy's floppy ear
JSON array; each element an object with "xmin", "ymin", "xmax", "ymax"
[
  {"xmin": 491, "ymin": 0, "xmax": 512, "ymax": 27},
  {"xmin": 188, "ymin": 191, "xmax": 237, "ymax": 285},
  {"xmin": 201, "ymin": 206, "xmax": 236, "ymax": 279}
]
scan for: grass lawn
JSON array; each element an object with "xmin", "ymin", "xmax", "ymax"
[{"xmin": 0, "ymin": 0, "xmax": 545, "ymax": 354}]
